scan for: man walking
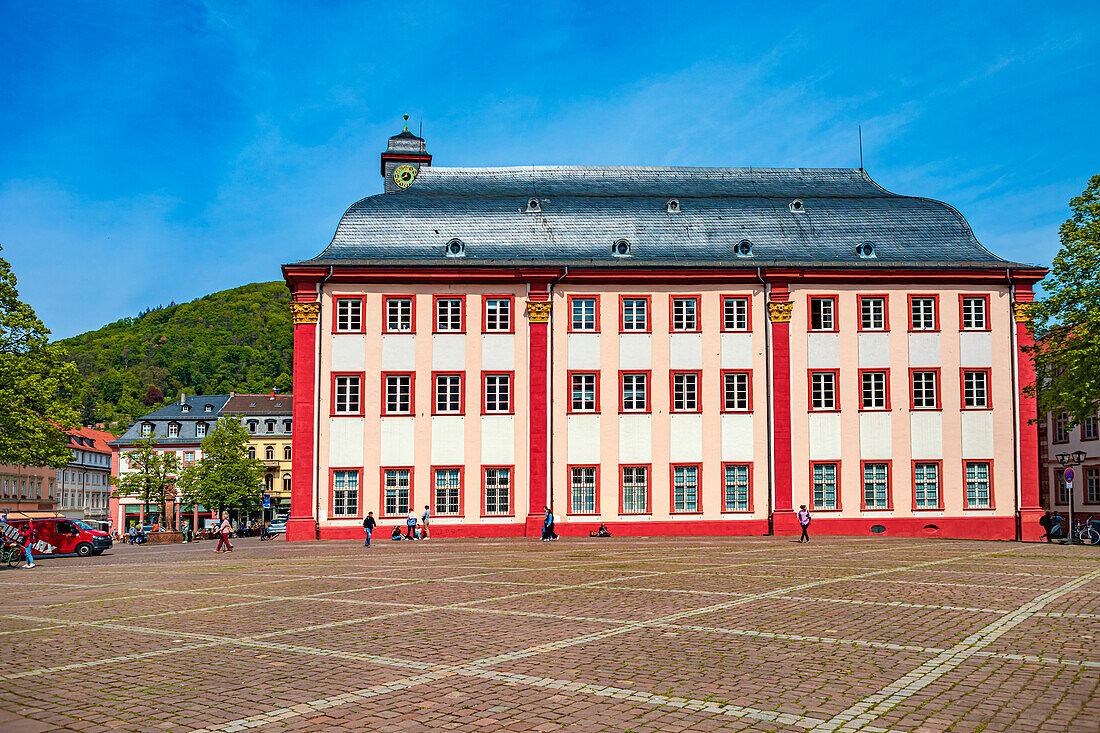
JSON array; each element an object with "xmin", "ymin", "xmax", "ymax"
[
  {"xmin": 363, "ymin": 511, "xmax": 376, "ymax": 547},
  {"xmin": 214, "ymin": 512, "xmax": 233, "ymax": 553},
  {"xmin": 405, "ymin": 509, "xmax": 418, "ymax": 540},
  {"xmin": 21, "ymin": 523, "xmax": 38, "ymax": 569},
  {"xmin": 797, "ymin": 505, "xmax": 811, "ymax": 543},
  {"xmin": 421, "ymin": 505, "xmax": 431, "ymax": 540}
]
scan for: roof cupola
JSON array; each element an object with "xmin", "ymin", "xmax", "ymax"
[{"xmin": 381, "ymin": 114, "xmax": 432, "ymax": 193}]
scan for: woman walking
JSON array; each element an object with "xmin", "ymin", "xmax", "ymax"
[
  {"xmin": 797, "ymin": 505, "xmax": 811, "ymax": 543},
  {"xmin": 214, "ymin": 512, "xmax": 233, "ymax": 553}
]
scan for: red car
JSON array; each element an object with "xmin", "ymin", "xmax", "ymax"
[{"xmin": 1, "ymin": 516, "xmax": 112, "ymax": 557}]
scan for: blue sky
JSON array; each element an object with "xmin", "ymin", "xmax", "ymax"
[{"xmin": 2, "ymin": 1, "xmax": 1098, "ymax": 338}]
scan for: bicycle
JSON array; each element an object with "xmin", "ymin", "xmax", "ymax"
[
  {"xmin": 1, "ymin": 543, "xmax": 25, "ymax": 568},
  {"xmin": 1074, "ymin": 520, "xmax": 1100, "ymax": 546}
]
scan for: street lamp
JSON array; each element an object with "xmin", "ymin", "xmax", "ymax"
[{"xmin": 1055, "ymin": 450, "xmax": 1088, "ymax": 544}]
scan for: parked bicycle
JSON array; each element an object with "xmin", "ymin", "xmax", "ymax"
[
  {"xmin": 1074, "ymin": 519, "xmax": 1100, "ymax": 546},
  {"xmin": 1, "ymin": 542, "xmax": 25, "ymax": 568}
]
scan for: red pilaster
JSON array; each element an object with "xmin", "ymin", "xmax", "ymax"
[
  {"xmin": 1013, "ymin": 286, "xmax": 1044, "ymax": 541},
  {"xmin": 768, "ymin": 283, "xmax": 799, "ymax": 535},
  {"xmin": 286, "ymin": 281, "xmax": 321, "ymax": 541},
  {"xmin": 525, "ymin": 286, "xmax": 551, "ymax": 536}
]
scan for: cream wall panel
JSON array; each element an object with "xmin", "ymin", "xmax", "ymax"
[
  {"xmin": 910, "ymin": 412, "xmax": 943, "ymax": 459},
  {"xmin": 808, "ymin": 413, "xmax": 841, "ymax": 460},
  {"xmin": 908, "ymin": 334, "xmax": 941, "ymax": 367},
  {"xmin": 959, "ymin": 332, "xmax": 992, "ymax": 368},
  {"xmin": 481, "ymin": 335, "xmax": 514, "ymax": 371},
  {"xmin": 961, "ymin": 412, "xmax": 994, "ymax": 459},
  {"xmin": 618, "ymin": 415, "xmax": 651, "ymax": 463},
  {"xmin": 481, "ymin": 416, "xmax": 515, "ymax": 464},
  {"xmin": 567, "ymin": 415, "xmax": 601, "ymax": 464},
  {"xmin": 328, "ymin": 418, "xmax": 364, "ymax": 466},
  {"xmin": 379, "ymin": 417, "xmax": 415, "ymax": 465},
  {"xmin": 430, "ymin": 416, "xmax": 465, "ymax": 464},
  {"xmin": 857, "ymin": 333, "xmax": 891, "ymax": 369},
  {"xmin": 330, "ymin": 336, "xmax": 366, "ymax": 372},
  {"xmin": 720, "ymin": 333, "xmax": 753, "ymax": 369},
  {"xmin": 619, "ymin": 335, "xmax": 652, "ymax": 369},
  {"xmin": 432, "ymin": 335, "xmax": 466, "ymax": 370},
  {"xmin": 380, "ymin": 335, "xmax": 415, "ymax": 370},
  {"xmin": 807, "ymin": 333, "xmax": 840, "ymax": 369},
  {"xmin": 859, "ymin": 413, "xmax": 893, "ymax": 459},
  {"xmin": 567, "ymin": 334, "xmax": 601, "ymax": 370},
  {"xmin": 669, "ymin": 414, "xmax": 703, "ymax": 462},
  {"xmin": 720, "ymin": 414, "xmax": 754, "ymax": 461},
  {"xmin": 669, "ymin": 334, "xmax": 702, "ymax": 369}
]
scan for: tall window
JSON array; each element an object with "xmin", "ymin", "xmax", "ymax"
[
  {"xmin": 434, "ymin": 374, "xmax": 463, "ymax": 414},
  {"xmin": 570, "ymin": 467, "xmax": 597, "ymax": 514},
  {"xmin": 386, "ymin": 297, "xmax": 413, "ymax": 332},
  {"xmin": 332, "ymin": 470, "xmax": 358, "ymax": 516},
  {"xmin": 384, "ymin": 374, "xmax": 413, "ymax": 415},
  {"xmin": 723, "ymin": 372, "xmax": 750, "ymax": 411},
  {"xmin": 283, "ymin": 474, "xmax": 291, "ymax": 493},
  {"xmin": 571, "ymin": 298, "xmax": 597, "ymax": 331},
  {"xmin": 965, "ymin": 462, "xmax": 991, "ymax": 508},
  {"xmin": 671, "ymin": 297, "xmax": 698, "ymax": 331},
  {"xmin": 810, "ymin": 297, "xmax": 835, "ymax": 331},
  {"xmin": 672, "ymin": 465, "xmax": 699, "ymax": 512},
  {"xmin": 284, "ymin": 419, "xmax": 292, "ymax": 432},
  {"xmin": 671, "ymin": 372, "xmax": 699, "ymax": 412},
  {"xmin": 621, "ymin": 466, "xmax": 648, "ymax": 514},
  {"xmin": 861, "ymin": 371, "xmax": 887, "ymax": 410},
  {"xmin": 621, "ymin": 298, "xmax": 648, "ymax": 331},
  {"xmin": 914, "ymin": 463, "xmax": 940, "ymax": 509},
  {"xmin": 1054, "ymin": 413, "xmax": 1070, "ymax": 443},
  {"xmin": 335, "ymin": 298, "xmax": 362, "ymax": 332},
  {"xmin": 183, "ymin": 451, "xmax": 195, "ymax": 465},
  {"xmin": 196, "ymin": 422, "xmax": 207, "ymax": 438},
  {"xmin": 863, "ymin": 463, "xmax": 889, "ymax": 509},
  {"xmin": 334, "ymin": 375, "xmax": 362, "ymax": 414},
  {"xmin": 810, "ymin": 372, "xmax": 837, "ymax": 410},
  {"xmin": 484, "ymin": 468, "xmax": 511, "ymax": 515},
  {"xmin": 266, "ymin": 420, "xmax": 275, "ymax": 433},
  {"xmin": 265, "ymin": 446, "xmax": 274, "ymax": 460},
  {"xmin": 484, "ymin": 298, "xmax": 512, "ymax": 332},
  {"xmin": 910, "ymin": 297, "xmax": 936, "ymax": 330},
  {"xmin": 812, "ymin": 463, "xmax": 838, "ymax": 510},
  {"xmin": 961, "ymin": 297, "xmax": 987, "ymax": 330},
  {"xmin": 1057, "ymin": 471, "xmax": 1071, "ymax": 504},
  {"xmin": 433, "ymin": 468, "xmax": 461, "ymax": 515},
  {"xmin": 1083, "ymin": 416, "xmax": 1098, "ymax": 441},
  {"xmin": 571, "ymin": 373, "xmax": 597, "ymax": 412},
  {"xmin": 722, "ymin": 297, "xmax": 749, "ymax": 331},
  {"xmin": 1086, "ymin": 467, "xmax": 1100, "ymax": 504},
  {"xmin": 383, "ymin": 469, "xmax": 411, "ymax": 515},
  {"xmin": 248, "ymin": 420, "xmax": 258, "ymax": 433},
  {"xmin": 621, "ymin": 373, "xmax": 648, "ymax": 412},
  {"xmin": 962, "ymin": 371, "xmax": 989, "ymax": 408},
  {"xmin": 859, "ymin": 297, "xmax": 886, "ymax": 330},
  {"xmin": 911, "ymin": 371, "xmax": 938, "ymax": 409},
  {"xmin": 435, "ymin": 298, "xmax": 463, "ymax": 332},
  {"xmin": 284, "ymin": 446, "xmax": 291, "ymax": 460},
  {"xmin": 484, "ymin": 373, "xmax": 511, "ymax": 413},
  {"xmin": 723, "ymin": 464, "xmax": 750, "ymax": 512}
]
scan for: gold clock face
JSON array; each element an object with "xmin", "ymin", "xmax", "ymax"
[{"xmin": 394, "ymin": 164, "xmax": 417, "ymax": 188}]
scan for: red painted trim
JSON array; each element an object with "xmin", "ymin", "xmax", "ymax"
[
  {"xmin": 859, "ymin": 459, "xmax": 894, "ymax": 511},
  {"xmin": 768, "ymin": 515, "xmax": 1017, "ymax": 541},
  {"xmin": 960, "ymin": 368, "xmax": 993, "ymax": 410},
  {"xmin": 807, "ymin": 294, "xmax": 839, "ymax": 332},
  {"xmin": 330, "ymin": 372, "xmax": 365, "ymax": 417},
  {"xmin": 381, "ymin": 371, "xmax": 415, "ymax": 416},
  {"xmin": 618, "ymin": 463, "xmax": 652, "ymax": 515},
  {"xmin": 430, "ymin": 465, "xmax": 465, "ymax": 517},
  {"xmin": 566, "ymin": 294, "xmax": 601, "ymax": 333},
  {"xmin": 668, "ymin": 294, "xmax": 702, "ymax": 333},
  {"xmin": 528, "ymin": 286, "xmax": 550, "ymax": 521},
  {"xmin": 809, "ymin": 460, "xmax": 843, "ymax": 512},
  {"xmin": 331, "ymin": 294, "xmax": 365, "ymax": 334},
  {"xmin": 907, "ymin": 294, "xmax": 941, "ymax": 332},
  {"xmin": 963, "ymin": 459, "xmax": 996, "ymax": 510},
  {"xmin": 808, "ymin": 369, "xmax": 841, "ymax": 412},
  {"xmin": 720, "ymin": 294, "xmax": 752, "ymax": 332},
  {"xmin": 567, "ymin": 370, "xmax": 601, "ymax": 414},
  {"xmin": 857, "ymin": 294, "xmax": 890, "ymax": 332},
  {"xmin": 379, "ymin": 466, "xmax": 415, "ymax": 519},
  {"xmin": 481, "ymin": 465, "xmax": 516, "ymax": 518},
  {"xmin": 567, "ymin": 464, "xmax": 601, "ymax": 516},
  {"xmin": 908, "ymin": 367, "xmax": 942, "ymax": 411},
  {"xmin": 482, "ymin": 294, "xmax": 516, "ymax": 334},
  {"xmin": 771, "ymin": 300, "xmax": 794, "ymax": 514},
  {"xmin": 857, "ymin": 368, "xmax": 891, "ymax": 411},
  {"xmin": 911, "ymin": 459, "xmax": 946, "ymax": 511},
  {"xmin": 329, "ymin": 467, "xmax": 363, "ymax": 519},
  {"xmin": 431, "ymin": 371, "xmax": 466, "ymax": 415},
  {"xmin": 669, "ymin": 370, "xmax": 703, "ymax": 413},
  {"xmin": 720, "ymin": 461, "xmax": 755, "ymax": 513},
  {"xmin": 379, "ymin": 152, "xmax": 431, "ymax": 176},
  {"xmin": 669, "ymin": 462, "xmax": 703, "ymax": 514},
  {"xmin": 481, "ymin": 370, "xmax": 516, "ymax": 415},
  {"xmin": 720, "ymin": 369, "xmax": 753, "ymax": 413},
  {"xmin": 432, "ymin": 294, "xmax": 466, "ymax": 334},
  {"xmin": 619, "ymin": 294, "xmax": 652, "ymax": 334},
  {"xmin": 382, "ymin": 294, "xmax": 416, "ymax": 334},
  {"xmin": 618, "ymin": 370, "xmax": 652, "ymax": 414},
  {"xmin": 958, "ymin": 293, "xmax": 991, "ymax": 331}
]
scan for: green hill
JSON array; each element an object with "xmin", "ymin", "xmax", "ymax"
[{"xmin": 57, "ymin": 282, "xmax": 293, "ymax": 429}]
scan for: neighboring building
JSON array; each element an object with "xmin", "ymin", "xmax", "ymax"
[
  {"xmin": 56, "ymin": 427, "xmax": 116, "ymax": 523},
  {"xmin": 222, "ymin": 392, "xmax": 293, "ymax": 516},
  {"xmin": 0, "ymin": 463, "xmax": 56, "ymax": 515},
  {"xmin": 280, "ymin": 125, "xmax": 1047, "ymax": 542},
  {"xmin": 1039, "ymin": 410, "xmax": 1100, "ymax": 516}
]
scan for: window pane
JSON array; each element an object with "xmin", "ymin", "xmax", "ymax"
[
  {"xmin": 724, "ymin": 372, "xmax": 749, "ymax": 410},
  {"xmin": 436, "ymin": 299, "xmax": 462, "ymax": 331},
  {"xmin": 811, "ymin": 372, "xmax": 836, "ymax": 410},
  {"xmin": 724, "ymin": 464, "xmax": 750, "ymax": 511},
  {"xmin": 672, "ymin": 298, "xmax": 697, "ymax": 331},
  {"xmin": 571, "ymin": 374, "xmax": 596, "ymax": 411},
  {"xmin": 570, "ymin": 467, "xmax": 597, "ymax": 513},
  {"xmin": 966, "ymin": 462, "xmax": 991, "ymax": 508},
  {"xmin": 813, "ymin": 464, "xmax": 837, "ymax": 509},
  {"xmin": 911, "ymin": 298, "xmax": 935, "ymax": 330},
  {"xmin": 384, "ymin": 469, "xmax": 410, "ymax": 515},
  {"xmin": 622, "ymin": 466, "xmax": 648, "ymax": 513},
  {"xmin": 673, "ymin": 373, "xmax": 698, "ymax": 411},
  {"xmin": 333, "ymin": 470, "xmax": 359, "ymax": 516},
  {"xmin": 572, "ymin": 298, "xmax": 596, "ymax": 331},
  {"xmin": 723, "ymin": 297, "xmax": 748, "ymax": 330},
  {"xmin": 387, "ymin": 298, "xmax": 412, "ymax": 331},
  {"xmin": 963, "ymin": 371, "xmax": 987, "ymax": 408},
  {"xmin": 914, "ymin": 463, "xmax": 939, "ymax": 508},
  {"xmin": 962, "ymin": 297, "xmax": 986, "ymax": 330},
  {"xmin": 863, "ymin": 463, "xmax": 889, "ymax": 509},
  {"xmin": 485, "ymin": 374, "xmax": 510, "ymax": 412},
  {"xmin": 434, "ymin": 468, "xmax": 461, "ymax": 515},
  {"xmin": 435, "ymin": 375, "xmax": 461, "ymax": 413},
  {"xmin": 860, "ymin": 297, "xmax": 885, "ymax": 330},
  {"xmin": 811, "ymin": 298, "xmax": 834, "ymax": 331},
  {"xmin": 622, "ymin": 299, "xmax": 647, "ymax": 331},
  {"xmin": 485, "ymin": 298, "xmax": 511, "ymax": 331},
  {"xmin": 336, "ymin": 298, "xmax": 361, "ymax": 332},
  {"xmin": 861, "ymin": 372, "xmax": 886, "ymax": 409},
  {"xmin": 672, "ymin": 466, "xmax": 698, "ymax": 512},
  {"xmin": 622, "ymin": 373, "xmax": 647, "ymax": 412},
  {"xmin": 485, "ymin": 468, "xmax": 511, "ymax": 514}
]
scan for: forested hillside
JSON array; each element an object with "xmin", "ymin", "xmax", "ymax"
[{"xmin": 57, "ymin": 282, "xmax": 292, "ymax": 429}]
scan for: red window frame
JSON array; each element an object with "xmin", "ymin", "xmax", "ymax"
[
  {"xmin": 382, "ymin": 294, "xmax": 417, "ymax": 334},
  {"xmin": 1082, "ymin": 415, "xmax": 1099, "ymax": 442},
  {"xmin": 567, "ymin": 370, "xmax": 600, "ymax": 414},
  {"xmin": 720, "ymin": 462, "xmax": 754, "ymax": 513},
  {"xmin": 670, "ymin": 370, "xmax": 703, "ymax": 413},
  {"xmin": 907, "ymin": 294, "xmax": 940, "ymax": 332},
  {"xmin": 720, "ymin": 294, "xmax": 752, "ymax": 332},
  {"xmin": 857, "ymin": 368, "xmax": 891, "ymax": 411},
  {"xmin": 618, "ymin": 370, "xmax": 652, "ymax": 414},
  {"xmin": 809, "ymin": 461, "xmax": 843, "ymax": 512},
  {"xmin": 481, "ymin": 370, "xmax": 515, "ymax": 415},
  {"xmin": 720, "ymin": 370, "xmax": 753, "ymax": 413},
  {"xmin": 482, "ymin": 294, "xmax": 516, "ymax": 334},
  {"xmin": 859, "ymin": 459, "xmax": 893, "ymax": 511},
  {"xmin": 669, "ymin": 294, "xmax": 702, "ymax": 333},
  {"xmin": 619, "ymin": 295, "xmax": 653, "ymax": 334},
  {"xmin": 378, "ymin": 466, "xmax": 414, "ymax": 519},
  {"xmin": 911, "ymin": 459, "xmax": 945, "ymax": 511},
  {"xmin": 432, "ymin": 294, "xmax": 466, "ymax": 334},
  {"xmin": 958, "ymin": 294, "xmax": 991, "ymax": 332},
  {"xmin": 567, "ymin": 464, "xmax": 601, "ymax": 516},
  {"xmin": 960, "ymin": 368, "xmax": 993, "ymax": 410},
  {"xmin": 807, "ymin": 294, "xmax": 839, "ymax": 333},
  {"xmin": 329, "ymin": 467, "xmax": 363, "ymax": 519},
  {"xmin": 481, "ymin": 465, "xmax": 516, "ymax": 517},
  {"xmin": 431, "ymin": 371, "xmax": 466, "ymax": 415},
  {"xmin": 430, "ymin": 465, "xmax": 464, "ymax": 517},
  {"xmin": 332, "ymin": 294, "xmax": 365, "ymax": 334},
  {"xmin": 669, "ymin": 463, "xmax": 703, "ymax": 514},
  {"xmin": 808, "ymin": 369, "xmax": 841, "ymax": 412},
  {"xmin": 567, "ymin": 295, "xmax": 601, "ymax": 333},
  {"xmin": 963, "ymin": 459, "xmax": 996, "ymax": 510},
  {"xmin": 619, "ymin": 463, "xmax": 652, "ymax": 515},
  {"xmin": 857, "ymin": 294, "xmax": 890, "ymax": 332},
  {"xmin": 1084, "ymin": 466, "xmax": 1100, "ymax": 505},
  {"xmin": 1052, "ymin": 413, "xmax": 1070, "ymax": 444},
  {"xmin": 381, "ymin": 371, "xmax": 415, "ymax": 416},
  {"xmin": 330, "ymin": 372, "xmax": 365, "ymax": 416},
  {"xmin": 909, "ymin": 367, "xmax": 942, "ymax": 411}
]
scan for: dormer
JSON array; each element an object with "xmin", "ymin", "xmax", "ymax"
[
  {"xmin": 140, "ymin": 422, "xmax": 155, "ymax": 437},
  {"xmin": 204, "ymin": 404, "xmax": 213, "ymax": 413},
  {"xmin": 181, "ymin": 404, "xmax": 191, "ymax": 413}
]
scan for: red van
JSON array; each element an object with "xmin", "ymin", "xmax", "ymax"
[{"xmin": 0, "ymin": 516, "xmax": 112, "ymax": 557}]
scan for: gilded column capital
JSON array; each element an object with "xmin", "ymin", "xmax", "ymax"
[
  {"xmin": 1012, "ymin": 302, "xmax": 1034, "ymax": 323},
  {"xmin": 290, "ymin": 302, "xmax": 320, "ymax": 325},
  {"xmin": 767, "ymin": 301, "xmax": 793, "ymax": 323},
  {"xmin": 526, "ymin": 301, "xmax": 552, "ymax": 324}
]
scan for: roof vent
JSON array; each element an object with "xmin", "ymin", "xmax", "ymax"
[
  {"xmin": 735, "ymin": 239, "xmax": 753, "ymax": 258},
  {"xmin": 789, "ymin": 199, "xmax": 805, "ymax": 213},
  {"xmin": 856, "ymin": 241, "xmax": 877, "ymax": 259},
  {"xmin": 667, "ymin": 199, "xmax": 680, "ymax": 213},
  {"xmin": 611, "ymin": 239, "xmax": 632, "ymax": 258},
  {"xmin": 526, "ymin": 198, "xmax": 541, "ymax": 213},
  {"xmin": 445, "ymin": 238, "xmax": 466, "ymax": 258}
]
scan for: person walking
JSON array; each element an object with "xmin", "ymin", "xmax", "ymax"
[
  {"xmin": 128, "ymin": 524, "xmax": 137, "ymax": 545},
  {"xmin": 1039, "ymin": 511, "xmax": 1053, "ymax": 543},
  {"xmin": 405, "ymin": 510, "xmax": 418, "ymax": 540},
  {"xmin": 363, "ymin": 511, "xmax": 376, "ymax": 548},
  {"xmin": 20, "ymin": 523, "xmax": 38, "ymax": 569},
  {"xmin": 797, "ymin": 505, "xmax": 811, "ymax": 543},
  {"xmin": 542, "ymin": 506, "xmax": 557, "ymax": 541},
  {"xmin": 421, "ymin": 505, "xmax": 431, "ymax": 540},
  {"xmin": 214, "ymin": 512, "xmax": 233, "ymax": 553}
]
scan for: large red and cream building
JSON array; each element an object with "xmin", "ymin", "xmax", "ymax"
[{"xmin": 282, "ymin": 127, "xmax": 1047, "ymax": 542}]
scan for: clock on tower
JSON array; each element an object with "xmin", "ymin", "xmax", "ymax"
[{"xmin": 380, "ymin": 114, "xmax": 432, "ymax": 193}]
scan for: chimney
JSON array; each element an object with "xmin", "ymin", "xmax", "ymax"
[
  {"xmin": 180, "ymin": 392, "xmax": 186, "ymax": 404},
  {"xmin": 270, "ymin": 388, "xmax": 275, "ymax": 398},
  {"xmin": 230, "ymin": 391, "xmax": 236, "ymax": 398}
]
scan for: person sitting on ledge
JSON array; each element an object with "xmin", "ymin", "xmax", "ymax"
[
  {"xmin": 391, "ymin": 525, "xmax": 403, "ymax": 541},
  {"xmin": 597, "ymin": 523, "xmax": 611, "ymax": 537}
]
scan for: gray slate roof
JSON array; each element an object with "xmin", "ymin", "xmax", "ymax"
[
  {"xmin": 110, "ymin": 396, "xmax": 231, "ymax": 447},
  {"xmin": 297, "ymin": 166, "xmax": 1027, "ymax": 269}
]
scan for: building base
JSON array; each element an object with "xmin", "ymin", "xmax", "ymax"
[
  {"xmin": 1018, "ymin": 508, "xmax": 1047, "ymax": 542},
  {"xmin": 285, "ymin": 517, "xmax": 317, "ymax": 541},
  {"xmin": 785, "ymin": 515, "xmax": 1018, "ymax": 541}
]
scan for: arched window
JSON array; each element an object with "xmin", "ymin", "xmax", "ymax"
[
  {"xmin": 283, "ymin": 446, "xmax": 291, "ymax": 460},
  {"xmin": 283, "ymin": 474, "xmax": 291, "ymax": 493},
  {"xmin": 264, "ymin": 474, "xmax": 273, "ymax": 492},
  {"xmin": 248, "ymin": 447, "xmax": 256, "ymax": 460},
  {"xmin": 265, "ymin": 446, "xmax": 274, "ymax": 460}
]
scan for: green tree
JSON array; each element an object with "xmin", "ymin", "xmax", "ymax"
[
  {"xmin": 0, "ymin": 245, "xmax": 81, "ymax": 467},
  {"xmin": 1027, "ymin": 175, "xmax": 1100, "ymax": 426},
  {"xmin": 178, "ymin": 417, "xmax": 265, "ymax": 516},
  {"xmin": 114, "ymin": 438, "xmax": 180, "ymax": 530}
]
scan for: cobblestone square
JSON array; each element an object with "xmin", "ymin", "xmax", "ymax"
[{"xmin": 2, "ymin": 536, "xmax": 1098, "ymax": 732}]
